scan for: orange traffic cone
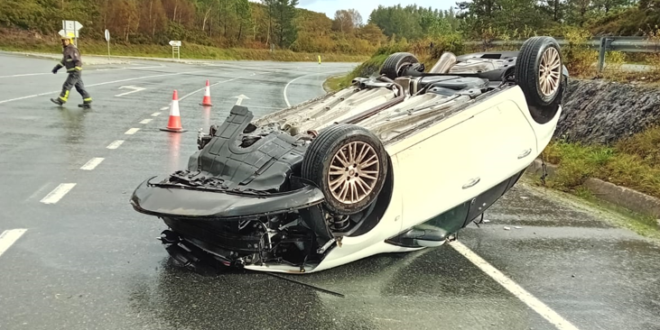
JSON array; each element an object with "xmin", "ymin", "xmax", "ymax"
[
  {"xmin": 200, "ymin": 80, "xmax": 212, "ymax": 106},
  {"xmin": 160, "ymin": 90, "xmax": 187, "ymax": 133}
]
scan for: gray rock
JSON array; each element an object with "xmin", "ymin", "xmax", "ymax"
[{"xmin": 554, "ymin": 79, "xmax": 660, "ymax": 145}]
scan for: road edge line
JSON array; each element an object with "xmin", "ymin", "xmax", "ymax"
[{"xmin": 449, "ymin": 240, "xmax": 581, "ymax": 330}]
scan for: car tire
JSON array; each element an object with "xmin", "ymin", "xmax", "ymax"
[
  {"xmin": 301, "ymin": 124, "xmax": 388, "ymax": 215},
  {"xmin": 380, "ymin": 52, "xmax": 419, "ymax": 80},
  {"xmin": 515, "ymin": 36, "xmax": 566, "ymax": 124}
]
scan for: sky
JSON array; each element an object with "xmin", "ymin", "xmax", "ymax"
[{"xmin": 251, "ymin": 0, "xmax": 458, "ymax": 22}]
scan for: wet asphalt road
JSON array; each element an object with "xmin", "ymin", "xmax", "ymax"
[{"xmin": 0, "ymin": 53, "xmax": 659, "ymax": 330}]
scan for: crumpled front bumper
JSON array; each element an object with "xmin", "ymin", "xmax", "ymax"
[{"xmin": 130, "ymin": 176, "xmax": 325, "ymax": 220}]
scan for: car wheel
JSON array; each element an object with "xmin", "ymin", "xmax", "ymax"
[
  {"xmin": 301, "ymin": 124, "xmax": 388, "ymax": 215},
  {"xmin": 516, "ymin": 36, "xmax": 565, "ymax": 123},
  {"xmin": 380, "ymin": 52, "xmax": 419, "ymax": 80}
]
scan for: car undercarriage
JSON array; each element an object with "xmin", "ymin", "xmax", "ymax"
[{"xmin": 130, "ymin": 36, "xmax": 569, "ymax": 273}]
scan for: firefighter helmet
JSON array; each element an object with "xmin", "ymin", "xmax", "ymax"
[{"xmin": 59, "ymin": 31, "xmax": 75, "ymax": 40}]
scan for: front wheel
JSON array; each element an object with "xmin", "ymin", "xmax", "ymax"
[{"xmin": 301, "ymin": 124, "xmax": 388, "ymax": 215}]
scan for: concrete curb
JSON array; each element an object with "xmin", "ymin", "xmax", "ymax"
[
  {"xmin": 322, "ymin": 74, "xmax": 347, "ymax": 93},
  {"xmin": 526, "ymin": 158, "xmax": 660, "ymax": 218}
]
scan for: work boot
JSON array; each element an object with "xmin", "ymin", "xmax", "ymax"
[
  {"xmin": 50, "ymin": 98, "xmax": 64, "ymax": 106},
  {"xmin": 78, "ymin": 99, "xmax": 92, "ymax": 109}
]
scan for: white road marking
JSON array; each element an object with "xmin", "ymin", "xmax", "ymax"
[
  {"xmin": 0, "ymin": 64, "xmax": 167, "ymax": 79},
  {"xmin": 106, "ymin": 140, "xmax": 124, "ymax": 149},
  {"xmin": 0, "ymin": 91, "xmax": 60, "ymax": 104},
  {"xmin": 80, "ymin": 157, "xmax": 104, "ymax": 170},
  {"xmin": 0, "ymin": 70, "xmax": 205, "ymax": 105},
  {"xmin": 0, "ymin": 73, "xmax": 50, "ymax": 78},
  {"xmin": 125, "ymin": 128, "xmax": 140, "ymax": 135},
  {"xmin": 450, "ymin": 241, "xmax": 580, "ymax": 330},
  {"xmin": 178, "ymin": 77, "xmax": 242, "ymax": 101},
  {"xmin": 40, "ymin": 183, "xmax": 76, "ymax": 204},
  {"xmin": 160, "ymin": 107, "xmax": 169, "ymax": 111},
  {"xmin": 234, "ymin": 94, "xmax": 249, "ymax": 105},
  {"xmin": 151, "ymin": 112, "xmax": 161, "ymax": 116},
  {"xmin": 283, "ymin": 70, "xmax": 347, "ymax": 107},
  {"xmin": 140, "ymin": 118, "xmax": 152, "ymax": 124},
  {"xmin": 115, "ymin": 85, "xmax": 146, "ymax": 97},
  {"xmin": 26, "ymin": 182, "xmax": 53, "ymax": 202},
  {"xmin": 0, "ymin": 229, "xmax": 27, "ymax": 258}
]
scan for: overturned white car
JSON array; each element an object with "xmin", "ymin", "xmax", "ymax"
[{"xmin": 130, "ymin": 36, "xmax": 569, "ymax": 273}]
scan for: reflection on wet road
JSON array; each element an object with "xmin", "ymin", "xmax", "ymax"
[{"xmin": 0, "ymin": 53, "xmax": 659, "ymax": 330}]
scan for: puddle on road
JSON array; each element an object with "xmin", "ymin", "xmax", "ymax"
[{"xmin": 167, "ymin": 131, "xmax": 182, "ymax": 173}]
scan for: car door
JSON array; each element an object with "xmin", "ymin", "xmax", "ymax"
[{"xmin": 393, "ymin": 97, "xmax": 537, "ymax": 231}]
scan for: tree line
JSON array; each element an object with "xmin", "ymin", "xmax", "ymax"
[{"xmin": 0, "ymin": 0, "xmax": 658, "ymax": 56}]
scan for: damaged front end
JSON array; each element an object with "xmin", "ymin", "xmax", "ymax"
[{"xmin": 130, "ymin": 105, "xmax": 374, "ymax": 273}]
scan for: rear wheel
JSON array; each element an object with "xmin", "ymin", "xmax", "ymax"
[
  {"xmin": 301, "ymin": 124, "xmax": 388, "ymax": 215},
  {"xmin": 515, "ymin": 36, "xmax": 565, "ymax": 124},
  {"xmin": 380, "ymin": 52, "xmax": 420, "ymax": 80}
]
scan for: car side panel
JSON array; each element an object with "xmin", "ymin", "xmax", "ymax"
[{"xmin": 394, "ymin": 92, "xmax": 538, "ymax": 230}]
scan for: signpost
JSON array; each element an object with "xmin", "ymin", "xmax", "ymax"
[
  {"xmin": 169, "ymin": 40, "xmax": 181, "ymax": 60},
  {"xmin": 61, "ymin": 20, "xmax": 83, "ymax": 46},
  {"xmin": 105, "ymin": 29, "xmax": 110, "ymax": 61}
]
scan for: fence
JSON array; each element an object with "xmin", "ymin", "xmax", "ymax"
[{"xmin": 466, "ymin": 36, "xmax": 660, "ymax": 72}]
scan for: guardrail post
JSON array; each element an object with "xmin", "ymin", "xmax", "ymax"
[
  {"xmin": 598, "ymin": 37, "xmax": 607, "ymax": 72},
  {"xmin": 598, "ymin": 37, "xmax": 614, "ymax": 72}
]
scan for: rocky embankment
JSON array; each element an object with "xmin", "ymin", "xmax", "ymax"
[{"xmin": 555, "ymin": 79, "xmax": 660, "ymax": 145}]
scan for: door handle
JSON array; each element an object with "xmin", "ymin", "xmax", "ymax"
[
  {"xmin": 518, "ymin": 148, "xmax": 532, "ymax": 159},
  {"xmin": 462, "ymin": 177, "xmax": 480, "ymax": 189}
]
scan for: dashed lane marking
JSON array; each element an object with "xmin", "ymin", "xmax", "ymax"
[
  {"xmin": 151, "ymin": 112, "xmax": 161, "ymax": 116},
  {"xmin": 80, "ymin": 157, "xmax": 104, "ymax": 171},
  {"xmin": 0, "ymin": 229, "xmax": 27, "ymax": 258},
  {"xmin": 26, "ymin": 182, "xmax": 53, "ymax": 202},
  {"xmin": 40, "ymin": 183, "xmax": 76, "ymax": 204},
  {"xmin": 140, "ymin": 119, "xmax": 152, "ymax": 124},
  {"xmin": 106, "ymin": 140, "xmax": 124, "ymax": 149},
  {"xmin": 160, "ymin": 107, "xmax": 169, "ymax": 111},
  {"xmin": 125, "ymin": 128, "xmax": 140, "ymax": 135},
  {"xmin": 450, "ymin": 241, "xmax": 581, "ymax": 330}
]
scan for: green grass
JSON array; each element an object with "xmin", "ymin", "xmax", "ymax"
[{"xmin": 542, "ymin": 127, "xmax": 660, "ymax": 200}]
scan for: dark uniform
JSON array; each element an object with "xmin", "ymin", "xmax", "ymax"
[{"xmin": 51, "ymin": 42, "xmax": 92, "ymax": 108}]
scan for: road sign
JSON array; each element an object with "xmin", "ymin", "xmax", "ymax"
[
  {"xmin": 170, "ymin": 41, "xmax": 181, "ymax": 60},
  {"xmin": 105, "ymin": 29, "xmax": 111, "ymax": 61},
  {"xmin": 60, "ymin": 20, "xmax": 83, "ymax": 47},
  {"xmin": 62, "ymin": 20, "xmax": 83, "ymax": 38}
]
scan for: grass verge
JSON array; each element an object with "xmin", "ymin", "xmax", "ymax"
[
  {"xmin": 521, "ymin": 175, "xmax": 660, "ymax": 241},
  {"xmin": 541, "ymin": 127, "xmax": 660, "ymax": 200},
  {"xmin": 0, "ymin": 39, "xmax": 369, "ymax": 63},
  {"xmin": 534, "ymin": 126, "xmax": 660, "ymax": 235}
]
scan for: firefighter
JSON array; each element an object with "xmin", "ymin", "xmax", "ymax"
[{"xmin": 50, "ymin": 33, "xmax": 92, "ymax": 108}]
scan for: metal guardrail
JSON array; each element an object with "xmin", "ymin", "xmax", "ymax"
[{"xmin": 466, "ymin": 36, "xmax": 660, "ymax": 71}]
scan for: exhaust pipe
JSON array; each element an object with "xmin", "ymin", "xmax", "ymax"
[{"xmin": 428, "ymin": 52, "xmax": 457, "ymax": 74}]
